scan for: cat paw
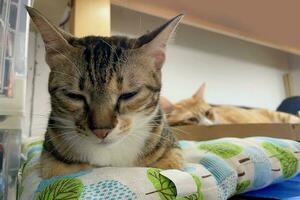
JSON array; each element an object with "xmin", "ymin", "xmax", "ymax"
[{"xmin": 40, "ymin": 151, "xmax": 91, "ymax": 179}]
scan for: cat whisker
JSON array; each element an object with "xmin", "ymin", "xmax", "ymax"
[
  {"xmin": 45, "ymin": 124, "xmax": 75, "ymax": 129},
  {"xmin": 148, "ymin": 120, "xmax": 188, "ymax": 136},
  {"xmin": 48, "ymin": 116, "xmax": 75, "ymax": 125},
  {"xmin": 63, "ymin": 135, "xmax": 81, "ymax": 156},
  {"xmin": 31, "ymin": 127, "xmax": 74, "ymax": 131},
  {"xmin": 168, "ymin": 127, "xmax": 189, "ymax": 135},
  {"xmin": 31, "ymin": 114, "xmax": 49, "ymax": 117},
  {"xmin": 40, "ymin": 136, "xmax": 81, "ymax": 169},
  {"xmin": 132, "ymin": 129, "xmax": 174, "ymax": 143},
  {"xmin": 138, "ymin": 133, "xmax": 173, "ymax": 143},
  {"xmin": 51, "ymin": 71, "xmax": 79, "ymax": 81},
  {"xmin": 45, "ymin": 131, "xmax": 77, "ymax": 144},
  {"xmin": 45, "ymin": 133, "xmax": 79, "ymax": 156},
  {"xmin": 46, "ymin": 123, "xmax": 75, "ymax": 127},
  {"xmin": 161, "ymin": 121, "xmax": 188, "ymax": 134}
]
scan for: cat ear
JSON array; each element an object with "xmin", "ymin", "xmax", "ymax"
[
  {"xmin": 26, "ymin": 6, "xmax": 72, "ymax": 52},
  {"xmin": 160, "ymin": 96, "xmax": 174, "ymax": 113},
  {"xmin": 138, "ymin": 14, "xmax": 184, "ymax": 70},
  {"xmin": 193, "ymin": 83, "xmax": 206, "ymax": 99}
]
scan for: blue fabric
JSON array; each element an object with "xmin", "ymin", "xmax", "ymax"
[
  {"xmin": 277, "ymin": 96, "xmax": 300, "ymax": 116},
  {"xmin": 243, "ymin": 146, "xmax": 272, "ymax": 189},
  {"xmin": 244, "ymin": 173, "xmax": 300, "ymax": 199}
]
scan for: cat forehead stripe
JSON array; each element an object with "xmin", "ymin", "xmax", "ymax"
[{"xmin": 77, "ymin": 36, "xmax": 134, "ymax": 86}]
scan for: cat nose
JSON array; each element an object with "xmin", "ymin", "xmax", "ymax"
[{"xmin": 93, "ymin": 129, "xmax": 111, "ymax": 139}]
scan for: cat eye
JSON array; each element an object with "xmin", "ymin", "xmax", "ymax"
[
  {"xmin": 119, "ymin": 91, "xmax": 139, "ymax": 101},
  {"xmin": 64, "ymin": 92, "xmax": 86, "ymax": 101},
  {"xmin": 187, "ymin": 117, "xmax": 199, "ymax": 123}
]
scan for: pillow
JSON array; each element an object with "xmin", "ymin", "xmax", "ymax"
[{"xmin": 19, "ymin": 137, "xmax": 300, "ymax": 200}]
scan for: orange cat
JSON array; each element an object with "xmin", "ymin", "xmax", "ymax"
[{"xmin": 161, "ymin": 84, "xmax": 300, "ymax": 126}]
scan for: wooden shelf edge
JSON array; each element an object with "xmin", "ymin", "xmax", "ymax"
[{"xmin": 112, "ymin": 0, "xmax": 300, "ymax": 56}]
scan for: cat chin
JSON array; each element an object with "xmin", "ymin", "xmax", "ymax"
[
  {"xmin": 84, "ymin": 132, "xmax": 127, "ymax": 147},
  {"xmin": 200, "ymin": 117, "xmax": 214, "ymax": 125},
  {"xmin": 98, "ymin": 133, "xmax": 128, "ymax": 146}
]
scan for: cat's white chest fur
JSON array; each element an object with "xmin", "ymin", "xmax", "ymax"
[{"xmin": 83, "ymin": 130, "xmax": 149, "ymax": 166}]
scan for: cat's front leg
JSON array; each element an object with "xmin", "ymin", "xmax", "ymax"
[
  {"xmin": 40, "ymin": 150, "xmax": 92, "ymax": 179},
  {"xmin": 151, "ymin": 147, "xmax": 183, "ymax": 169}
]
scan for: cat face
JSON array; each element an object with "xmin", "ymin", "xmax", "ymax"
[
  {"xmin": 27, "ymin": 7, "xmax": 182, "ymax": 145},
  {"xmin": 160, "ymin": 83, "xmax": 215, "ymax": 126}
]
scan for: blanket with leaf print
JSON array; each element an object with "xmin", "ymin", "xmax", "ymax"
[{"xmin": 19, "ymin": 137, "xmax": 300, "ymax": 200}]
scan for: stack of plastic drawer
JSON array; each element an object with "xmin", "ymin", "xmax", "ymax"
[{"xmin": 0, "ymin": 116, "xmax": 21, "ymax": 200}]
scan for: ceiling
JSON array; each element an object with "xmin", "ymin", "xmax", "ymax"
[{"xmin": 112, "ymin": 0, "xmax": 300, "ymax": 55}]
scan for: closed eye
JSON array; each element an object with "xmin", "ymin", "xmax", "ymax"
[
  {"xmin": 119, "ymin": 91, "xmax": 139, "ymax": 101},
  {"xmin": 64, "ymin": 91, "xmax": 86, "ymax": 101},
  {"xmin": 187, "ymin": 117, "xmax": 199, "ymax": 123}
]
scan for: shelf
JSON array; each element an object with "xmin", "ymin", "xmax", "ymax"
[
  {"xmin": 33, "ymin": 0, "xmax": 300, "ymax": 56},
  {"xmin": 111, "ymin": 0, "xmax": 300, "ymax": 56}
]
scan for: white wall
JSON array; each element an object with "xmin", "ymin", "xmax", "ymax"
[
  {"xmin": 26, "ymin": 33, "xmax": 51, "ymax": 137},
  {"xmin": 293, "ymin": 68, "xmax": 300, "ymax": 95},
  {"xmin": 111, "ymin": 6, "xmax": 289, "ymax": 109},
  {"xmin": 289, "ymin": 55, "xmax": 300, "ymax": 95}
]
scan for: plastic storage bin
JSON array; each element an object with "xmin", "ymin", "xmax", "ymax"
[
  {"xmin": 0, "ymin": 0, "xmax": 29, "ymax": 198},
  {"xmin": 0, "ymin": 116, "xmax": 21, "ymax": 200}
]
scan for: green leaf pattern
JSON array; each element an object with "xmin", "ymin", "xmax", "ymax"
[
  {"xmin": 35, "ymin": 178, "xmax": 84, "ymax": 200},
  {"xmin": 262, "ymin": 142, "xmax": 298, "ymax": 178},
  {"xmin": 235, "ymin": 180, "xmax": 251, "ymax": 194},
  {"xmin": 198, "ymin": 142, "xmax": 243, "ymax": 159},
  {"xmin": 147, "ymin": 168, "xmax": 177, "ymax": 200},
  {"xmin": 147, "ymin": 168, "xmax": 203, "ymax": 200}
]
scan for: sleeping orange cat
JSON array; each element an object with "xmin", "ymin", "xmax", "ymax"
[{"xmin": 161, "ymin": 83, "xmax": 300, "ymax": 126}]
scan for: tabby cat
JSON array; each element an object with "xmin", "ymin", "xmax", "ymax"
[
  {"xmin": 161, "ymin": 83, "xmax": 300, "ymax": 126},
  {"xmin": 26, "ymin": 7, "xmax": 183, "ymax": 178}
]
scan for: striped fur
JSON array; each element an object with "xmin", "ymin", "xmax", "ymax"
[
  {"xmin": 26, "ymin": 7, "xmax": 183, "ymax": 178},
  {"xmin": 161, "ymin": 83, "xmax": 300, "ymax": 126}
]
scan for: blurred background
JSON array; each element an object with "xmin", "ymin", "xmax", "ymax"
[{"xmin": 1, "ymin": 0, "xmax": 300, "ymax": 137}]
